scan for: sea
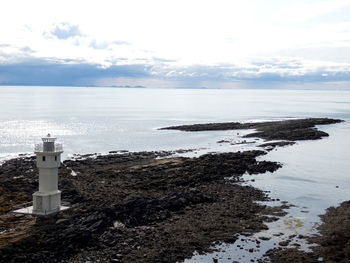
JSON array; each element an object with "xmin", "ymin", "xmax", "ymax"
[{"xmin": 1, "ymin": 86, "xmax": 350, "ymax": 262}]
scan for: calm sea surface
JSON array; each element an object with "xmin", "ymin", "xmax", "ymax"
[{"xmin": 1, "ymin": 86, "xmax": 350, "ymax": 262}]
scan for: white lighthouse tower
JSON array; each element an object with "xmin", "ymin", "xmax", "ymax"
[
  {"xmin": 13, "ymin": 134, "xmax": 69, "ymax": 215},
  {"xmin": 31, "ymin": 134, "xmax": 66, "ymax": 215}
]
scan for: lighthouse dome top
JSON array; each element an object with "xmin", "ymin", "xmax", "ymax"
[{"xmin": 42, "ymin": 133, "xmax": 57, "ymax": 142}]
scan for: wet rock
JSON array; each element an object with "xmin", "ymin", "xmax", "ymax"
[
  {"xmin": 259, "ymin": 236, "xmax": 271, "ymax": 241},
  {"xmin": 258, "ymin": 141, "xmax": 296, "ymax": 149},
  {"xmin": 279, "ymin": 240, "xmax": 290, "ymax": 246},
  {"xmin": 267, "ymin": 201, "xmax": 350, "ymax": 262},
  {"xmin": 217, "ymin": 140, "xmax": 230, "ymax": 144},
  {"xmin": 0, "ymin": 150, "xmax": 284, "ymax": 263},
  {"xmin": 55, "ymin": 219, "xmax": 69, "ymax": 225},
  {"xmin": 113, "ymin": 190, "xmax": 213, "ymax": 227},
  {"xmin": 160, "ymin": 118, "xmax": 343, "ymax": 141}
]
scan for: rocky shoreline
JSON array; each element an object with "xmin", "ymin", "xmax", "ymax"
[
  {"xmin": 266, "ymin": 201, "xmax": 350, "ymax": 263},
  {"xmin": 160, "ymin": 118, "xmax": 343, "ymax": 141},
  {"xmin": 0, "ymin": 151, "xmax": 283, "ymax": 263},
  {"xmin": 0, "ymin": 118, "xmax": 346, "ymax": 263}
]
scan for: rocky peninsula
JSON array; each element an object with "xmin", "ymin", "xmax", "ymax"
[
  {"xmin": 0, "ymin": 118, "xmax": 346, "ymax": 263},
  {"xmin": 160, "ymin": 118, "xmax": 342, "ymax": 141}
]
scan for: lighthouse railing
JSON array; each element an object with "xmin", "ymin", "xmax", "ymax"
[
  {"xmin": 35, "ymin": 143, "xmax": 63, "ymax": 152},
  {"xmin": 55, "ymin": 143, "xmax": 63, "ymax": 151}
]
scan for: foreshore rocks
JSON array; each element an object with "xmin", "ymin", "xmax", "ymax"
[
  {"xmin": 0, "ymin": 156, "xmax": 37, "ymax": 213},
  {"xmin": 266, "ymin": 201, "xmax": 350, "ymax": 263},
  {"xmin": 0, "ymin": 150, "xmax": 282, "ymax": 263},
  {"xmin": 160, "ymin": 118, "xmax": 343, "ymax": 141},
  {"xmin": 258, "ymin": 141, "xmax": 296, "ymax": 151}
]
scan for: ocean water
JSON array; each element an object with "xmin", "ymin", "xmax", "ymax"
[
  {"xmin": 1, "ymin": 86, "xmax": 349, "ymax": 159},
  {"xmin": 1, "ymin": 86, "xmax": 350, "ymax": 261}
]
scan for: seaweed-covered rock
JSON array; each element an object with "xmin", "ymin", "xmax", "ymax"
[{"xmin": 161, "ymin": 118, "xmax": 343, "ymax": 141}]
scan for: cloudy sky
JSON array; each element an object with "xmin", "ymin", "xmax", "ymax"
[{"xmin": 1, "ymin": 0, "xmax": 350, "ymax": 88}]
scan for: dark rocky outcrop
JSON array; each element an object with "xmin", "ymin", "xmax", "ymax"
[
  {"xmin": 160, "ymin": 118, "xmax": 343, "ymax": 141},
  {"xmin": 258, "ymin": 141, "xmax": 296, "ymax": 151},
  {"xmin": 0, "ymin": 150, "xmax": 282, "ymax": 263}
]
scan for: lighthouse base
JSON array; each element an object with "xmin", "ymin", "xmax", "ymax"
[
  {"xmin": 12, "ymin": 205, "xmax": 69, "ymax": 216},
  {"xmin": 31, "ymin": 190, "xmax": 61, "ymax": 215},
  {"xmin": 12, "ymin": 191, "xmax": 70, "ymax": 216}
]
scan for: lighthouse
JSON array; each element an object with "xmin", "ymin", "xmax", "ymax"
[
  {"xmin": 13, "ymin": 134, "xmax": 69, "ymax": 215},
  {"xmin": 32, "ymin": 134, "xmax": 65, "ymax": 215}
]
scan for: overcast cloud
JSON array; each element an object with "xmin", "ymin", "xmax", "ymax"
[{"xmin": 1, "ymin": 0, "xmax": 350, "ymax": 87}]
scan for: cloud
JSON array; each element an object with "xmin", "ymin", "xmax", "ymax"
[
  {"xmin": 0, "ymin": 45, "xmax": 35, "ymax": 64},
  {"xmin": 1, "ymin": 56, "xmax": 350, "ymax": 87},
  {"xmin": 1, "ymin": 2, "xmax": 349, "ymax": 66},
  {"xmin": 89, "ymin": 39, "xmax": 130, "ymax": 50},
  {"xmin": 1, "ymin": 0, "xmax": 350, "ymax": 88},
  {"xmin": 148, "ymin": 57, "xmax": 350, "ymax": 83},
  {"xmin": 278, "ymin": 0, "xmax": 350, "ymax": 23},
  {"xmin": 47, "ymin": 23, "xmax": 82, "ymax": 40},
  {"xmin": 0, "ymin": 59, "xmax": 152, "ymax": 86}
]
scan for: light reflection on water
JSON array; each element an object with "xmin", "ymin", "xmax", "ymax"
[
  {"xmin": 1, "ymin": 86, "xmax": 350, "ymax": 261},
  {"xmin": 1, "ymin": 86, "xmax": 350, "ymax": 160}
]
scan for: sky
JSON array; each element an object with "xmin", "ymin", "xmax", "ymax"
[{"xmin": 1, "ymin": 0, "xmax": 350, "ymax": 88}]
